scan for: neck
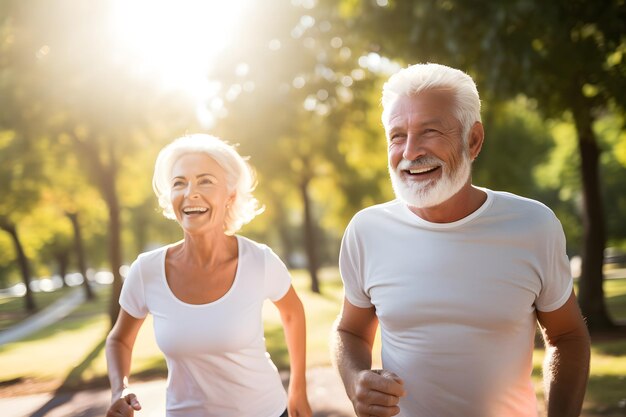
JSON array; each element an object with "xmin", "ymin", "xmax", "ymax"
[
  {"xmin": 176, "ymin": 231, "xmax": 235, "ymax": 267},
  {"xmin": 407, "ymin": 183, "xmax": 487, "ymax": 223}
]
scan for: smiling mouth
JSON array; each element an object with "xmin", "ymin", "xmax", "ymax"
[
  {"xmin": 182, "ymin": 207, "xmax": 209, "ymax": 215},
  {"xmin": 404, "ymin": 166, "xmax": 440, "ymax": 176}
]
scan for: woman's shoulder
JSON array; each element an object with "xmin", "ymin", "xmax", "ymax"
[
  {"xmin": 236, "ymin": 235, "xmax": 284, "ymax": 262},
  {"xmin": 236, "ymin": 234, "xmax": 268, "ymax": 251},
  {"xmin": 135, "ymin": 242, "xmax": 178, "ymax": 265}
]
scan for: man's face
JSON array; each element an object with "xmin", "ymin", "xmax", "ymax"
[{"xmin": 385, "ymin": 89, "xmax": 471, "ymax": 209}]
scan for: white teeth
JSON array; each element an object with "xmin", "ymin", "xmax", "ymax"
[
  {"xmin": 408, "ymin": 166, "xmax": 437, "ymax": 174},
  {"xmin": 183, "ymin": 207, "xmax": 208, "ymax": 214}
]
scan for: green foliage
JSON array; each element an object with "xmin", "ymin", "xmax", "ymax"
[
  {"xmin": 475, "ymin": 98, "xmax": 553, "ymax": 196},
  {"xmin": 204, "ymin": 0, "xmax": 388, "ymax": 265},
  {"xmin": 0, "ymin": 0, "xmax": 624, "ymax": 305},
  {"xmin": 0, "ymin": 131, "xmax": 45, "ymax": 223},
  {"xmin": 333, "ymin": 0, "xmax": 626, "ymax": 111},
  {"xmin": 0, "ymin": 235, "xmax": 16, "ymax": 286},
  {"xmin": 596, "ymin": 113, "xmax": 626, "ymax": 247},
  {"xmin": 325, "ymin": 0, "xmax": 626, "ymax": 328}
]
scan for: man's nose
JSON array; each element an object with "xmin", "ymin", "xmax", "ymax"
[{"xmin": 402, "ymin": 134, "xmax": 425, "ymax": 161}]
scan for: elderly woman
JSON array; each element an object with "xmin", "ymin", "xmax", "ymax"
[{"xmin": 105, "ymin": 134, "xmax": 311, "ymax": 417}]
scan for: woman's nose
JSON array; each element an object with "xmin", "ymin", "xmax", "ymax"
[{"xmin": 184, "ymin": 184, "xmax": 199, "ymax": 198}]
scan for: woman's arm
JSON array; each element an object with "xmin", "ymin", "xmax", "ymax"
[
  {"xmin": 105, "ymin": 309, "xmax": 145, "ymax": 416},
  {"xmin": 273, "ymin": 285, "xmax": 312, "ymax": 417}
]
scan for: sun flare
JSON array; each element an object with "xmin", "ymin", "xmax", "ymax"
[{"xmin": 109, "ymin": 0, "xmax": 248, "ymax": 96}]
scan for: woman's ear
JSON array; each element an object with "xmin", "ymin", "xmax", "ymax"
[{"xmin": 226, "ymin": 192, "xmax": 236, "ymax": 208}]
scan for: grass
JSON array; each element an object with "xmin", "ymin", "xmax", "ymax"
[
  {"xmin": 0, "ymin": 269, "xmax": 346, "ymax": 395},
  {"xmin": 265, "ymin": 268, "xmax": 348, "ymax": 369},
  {"xmin": 578, "ymin": 279, "xmax": 626, "ymax": 416},
  {"xmin": 0, "ymin": 286, "xmax": 74, "ymax": 331},
  {"xmin": 0, "ymin": 270, "xmax": 625, "ymax": 416}
]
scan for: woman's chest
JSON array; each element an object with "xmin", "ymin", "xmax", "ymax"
[{"xmin": 145, "ymin": 270, "xmax": 265, "ymax": 356}]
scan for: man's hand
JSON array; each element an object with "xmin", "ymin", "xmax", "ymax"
[{"xmin": 352, "ymin": 369, "xmax": 405, "ymax": 417}]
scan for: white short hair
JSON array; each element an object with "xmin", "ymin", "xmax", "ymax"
[
  {"xmin": 381, "ymin": 63, "xmax": 481, "ymax": 141},
  {"xmin": 152, "ymin": 134, "xmax": 264, "ymax": 235}
]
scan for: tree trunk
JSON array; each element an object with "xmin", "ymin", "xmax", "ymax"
[
  {"xmin": 300, "ymin": 177, "xmax": 320, "ymax": 294},
  {"xmin": 101, "ymin": 150, "xmax": 124, "ymax": 328},
  {"xmin": 131, "ymin": 200, "xmax": 152, "ymax": 256},
  {"xmin": 67, "ymin": 212, "xmax": 95, "ymax": 300},
  {"xmin": 271, "ymin": 194, "xmax": 295, "ymax": 268},
  {"xmin": 1, "ymin": 221, "xmax": 37, "ymax": 312},
  {"xmin": 54, "ymin": 249, "xmax": 69, "ymax": 288},
  {"xmin": 571, "ymin": 104, "xmax": 614, "ymax": 331},
  {"xmin": 73, "ymin": 137, "xmax": 123, "ymax": 327}
]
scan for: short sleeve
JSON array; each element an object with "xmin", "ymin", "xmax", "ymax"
[
  {"xmin": 339, "ymin": 218, "xmax": 372, "ymax": 308},
  {"xmin": 119, "ymin": 258, "xmax": 149, "ymax": 318},
  {"xmin": 264, "ymin": 247, "xmax": 292, "ymax": 302},
  {"xmin": 535, "ymin": 213, "xmax": 574, "ymax": 312}
]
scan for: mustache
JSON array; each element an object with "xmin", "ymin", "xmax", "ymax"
[{"xmin": 396, "ymin": 156, "xmax": 445, "ymax": 170}]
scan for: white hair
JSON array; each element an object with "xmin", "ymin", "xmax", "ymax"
[
  {"xmin": 381, "ymin": 63, "xmax": 482, "ymax": 141},
  {"xmin": 152, "ymin": 134, "xmax": 264, "ymax": 235}
]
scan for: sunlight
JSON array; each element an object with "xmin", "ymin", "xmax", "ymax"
[{"xmin": 109, "ymin": 0, "xmax": 249, "ymax": 99}]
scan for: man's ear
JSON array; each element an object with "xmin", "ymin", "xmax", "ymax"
[{"xmin": 468, "ymin": 122, "xmax": 484, "ymax": 161}]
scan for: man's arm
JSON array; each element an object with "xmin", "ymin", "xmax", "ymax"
[
  {"xmin": 536, "ymin": 289, "xmax": 591, "ymax": 417},
  {"xmin": 331, "ymin": 298, "xmax": 405, "ymax": 417}
]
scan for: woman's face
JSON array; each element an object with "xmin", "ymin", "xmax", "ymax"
[{"xmin": 169, "ymin": 153, "xmax": 233, "ymax": 235}]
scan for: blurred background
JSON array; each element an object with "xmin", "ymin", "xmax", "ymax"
[{"xmin": 0, "ymin": 0, "xmax": 625, "ymax": 415}]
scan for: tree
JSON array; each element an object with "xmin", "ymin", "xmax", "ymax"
[
  {"xmin": 36, "ymin": 137, "xmax": 107, "ymax": 300},
  {"xmin": 327, "ymin": 0, "xmax": 626, "ymax": 330},
  {"xmin": 3, "ymin": 0, "xmax": 197, "ymax": 325},
  {"xmin": 0, "ymin": 131, "xmax": 44, "ymax": 312},
  {"xmin": 0, "ymin": 5, "xmax": 47, "ymax": 311},
  {"xmin": 208, "ymin": 0, "xmax": 389, "ymax": 292}
]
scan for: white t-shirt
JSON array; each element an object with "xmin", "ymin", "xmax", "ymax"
[
  {"xmin": 339, "ymin": 189, "xmax": 573, "ymax": 417},
  {"xmin": 120, "ymin": 235, "xmax": 291, "ymax": 417}
]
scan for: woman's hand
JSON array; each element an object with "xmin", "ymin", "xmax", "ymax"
[
  {"xmin": 287, "ymin": 385, "xmax": 312, "ymax": 417},
  {"xmin": 106, "ymin": 391, "xmax": 142, "ymax": 417}
]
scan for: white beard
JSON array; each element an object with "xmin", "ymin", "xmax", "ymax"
[{"xmin": 389, "ymin": 151, "xmax": 472, "ymax": 209}]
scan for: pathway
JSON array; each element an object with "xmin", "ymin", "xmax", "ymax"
[{"xmin": 0, "ymin": 287, "xmax": 88, "ymax": 346}]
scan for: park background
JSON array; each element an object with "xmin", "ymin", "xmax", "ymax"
[{"xmin": 0, "ymin": 0, "xmax": 625, "ymax": 416}]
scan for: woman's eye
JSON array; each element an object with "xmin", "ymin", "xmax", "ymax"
[{"xmin": 172, "ymin": 181, "xmax": 184, "ymax": 187}]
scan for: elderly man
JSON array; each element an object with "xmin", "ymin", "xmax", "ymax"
[{"xmin": 331, "ymin": 63, "xmax": 590, "ymax": 417}]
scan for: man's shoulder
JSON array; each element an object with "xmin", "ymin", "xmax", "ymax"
[
  {"xmin": 489, "ymin": 190, "xmax": 558, "ymax": 223},
  {"xmin": 491, "ymin": 190, "xmax": 551, "ymax": 210},
  {"xmin": 350, "ymin": 200, "xmax": 403, "ymax": 224}
]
